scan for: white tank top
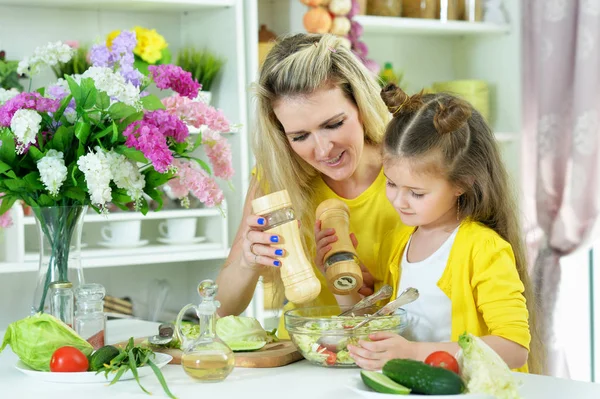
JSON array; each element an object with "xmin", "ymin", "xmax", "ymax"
[{"xmin": 398, "ymin": 227, "xmax": 458, "ymax": 343}]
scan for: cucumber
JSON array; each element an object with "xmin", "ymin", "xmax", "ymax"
[
  {"xmin": 361, "ymin": 370, "xmax": 411, "ymax": 395},
  {"xmin": 89, "ymin": 345, "xmax": 120, "ymax": 371},
  {"xmin": 227, "ymin": 341, "xmax": 266, "ymax": 352},
  {"xmin": 382, "ymin": 359, "xmax": 464, "ymax": 395}
]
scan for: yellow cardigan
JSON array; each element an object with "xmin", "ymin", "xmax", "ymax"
[{"xmin": 378, "ymin": 220, "xmax": 531, "ymax": 372}]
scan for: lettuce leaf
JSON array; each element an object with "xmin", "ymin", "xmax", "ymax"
[
  {"xmin": 457, "ymin": 332, "xmax": 522, "ymax": 399},
  {"xmin": 0, "ymin": 313, "xmax": 94, "ymax": 371}
]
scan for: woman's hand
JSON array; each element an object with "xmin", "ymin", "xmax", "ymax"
[
  {"xmin": 350, "ymin": 233, "xmax": 375, "ymax": 297},
  {"xmin": 241, "ymin": 214, "xmax": 285, "ymax": 270},
  {"xmin": 347, "ymin": 332, "xmax": 418, "ymax": 371}
]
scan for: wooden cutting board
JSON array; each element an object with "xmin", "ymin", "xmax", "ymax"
[{"xmin": 117, "ymin": 338, "xmax": 303, "ymax": 368}]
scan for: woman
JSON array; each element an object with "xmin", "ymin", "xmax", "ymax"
[{"xmin": 215, "ymin": 33, "xmax": 403, "ymax": 337}]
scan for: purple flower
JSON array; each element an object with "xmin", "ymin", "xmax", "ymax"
[
  {"xmin": 347, "ymin": 0, "xmax": 360, "ymax": 18},
  {"xmin": 90, "ymin": 44, "xmax": 111, "ymax": 68},
  {"xmin": 148, "ymin": 65, "xmax": 201, "ymax": 99},
  {"xmin": 90, "ymin": 30, "xmax": 143, "ymax": 87},
  {"xmin": 0, "ymin": 93, "xmax": 60, "ymax": 127}
]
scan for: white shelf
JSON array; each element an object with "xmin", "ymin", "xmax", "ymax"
[
  {"xmin": 22, "ymin": 208, "xmax": 222, "ymax": 225},
  {"xmin": 354, "ymin": 15, "xmax": 510, "ymax": 36},
  {"xmin": 0, "ymin": 0, "xmax": 234, "ymax": 11},
  {"xmin": 0, "ymin": 243, "xmax": 229, "ymax": 273}
]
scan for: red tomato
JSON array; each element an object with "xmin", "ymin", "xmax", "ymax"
[
  {"xmin": 424, "ymin": 351, "xmax": 459, "ymax": 374},
  {"xmin": 50, "ymin": 346, "xmax": 89, "ymax": 372},
  {"xmin": 317, "ymin": 345, "xmax": 338, "ymax": 366}
]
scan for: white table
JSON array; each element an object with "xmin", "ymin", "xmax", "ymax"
[{"xmin": 1, "ymin": 319, "xmax": 600, "ymax": 399}]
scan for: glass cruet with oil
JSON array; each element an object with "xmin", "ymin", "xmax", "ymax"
[{"xmin": 175, "ymin": 279, "xmax": 234, "ymax": 382}]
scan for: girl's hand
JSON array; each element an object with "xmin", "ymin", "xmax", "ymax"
[
  {"xmin": 348, "ymin": 332, "xmax": 418, "ymax": 371},
  {"xmin": 241, "ymin": 214, "xmax": 285, "ymax": 270}
]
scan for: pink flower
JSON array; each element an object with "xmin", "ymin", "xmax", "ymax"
[
  {"xmin": 65, "ymin": 40, "xmax": 80, "ymax": 49},
  {"xmin": 123, "ymin": 110, "xmax": 189, "ymax": 172},
  {"xmin": 0, "ymin": 92, "xmax": 60, "ymax": 127},
  {"xmin": 0, "ymin": 195, "xmax": 13, "ymax": 228},
  {"xmin": 202, "ymin": 130, "xmax": 234, "ymax": 180},
  {"xmin": 162, "ymin": 94, "xmax": 230, "ymax": 133},
  {"xmin": 168, "ymin": 159, "xmax": 224, "ymax": 207},
  {"xmin": 148, "ymin": 64, "xmax": 201, "ymax": 99}
]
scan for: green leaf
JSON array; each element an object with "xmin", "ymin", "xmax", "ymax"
[
  {"xmin": 37, "ymin": 194, "xmax": 56, "ymax": 206},
  {"xmin": 75, "ymin": 121, "xmax": 91, "ymax": 144},
  {"xmin": 141, "ymin": 94, "xmax": 165, "ymax": 111},
  {"xmin": 108, "ymin": 103, "xmax": 137, "ymax": 120},
  {"xmin": 189, "ymin": 156, "xmax": 211, "ymax": 174},
  {"xmin": 0, "ymin": 160, "xmax": 17, "ymax": 179},
  {"xmin": 27, "ymin": 146, "xmax": 44, "ymax": 162},
  {"xmin": 111, "ymin": 121, "xmax": 119, "ymax": 143},
  {"xmin": 148, "ymin": 359, "xmax": 178, "ymax": 399},
  {"xmin": 0, "ymin": 128, "xmax": 16, "ymax": 165},
  {"xmin": 128, "ymin": 349, "xmax": 150, "ymax": 395},
  {"xmin": 117, "ymin": 111, "xmax": 144, "ymax": 133},
  {"xmin": 52, "ymin": 125, "xmax": 75, "ymax": 153},
  {"xmin": 53, "ymin": 94, "xmax": 73, "ymax": 122},
  {"xmin": 4, "ymin": 179, "xmax": 27, "ymax": 192},
  {"xmin": 90, "ymin": 125, "xmax": 113, "ymax": 142},
  {"xmin": 65, "ymin": 75, "xmax": 82, "ymax": 105},
  {"xmin": 192, "ymin": 131, "xmax": 203, "ymax": 151},
  {"xmin": 139, "ymin": 197, "xmax": 149, "ymax": 215},
  {"xmin": 96, "ymin": 92, "xmax": 110, "ymax": 110},
  {"xmin": 63, "ymin": 187, "xmax": 86, "ymax": 202},
  {"xmin": 0, "ymin": 194, "xmax": 16, "ymax": 215},
  {"xmin": 144, "ymin": 187, "xmax": 164, "ymax": 211},
  {"xmin": 144, "ymin": 169, "xmax": 173, "ymax": 190},
  {"xmin": 80, "ymin": 77, "xmax": 97, "ymax": 109},
  {"xmin": 23, "ymin": 172, "xmax": 44, "ymax": 191},
  {"xmin": 111, "ymin": 188, "xmax": 132, "ymax": 204},
  {"xmin": 114, "ymin": 145, "xmax": 148, "ymax": 164}
]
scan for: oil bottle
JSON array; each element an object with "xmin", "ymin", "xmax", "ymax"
[{"xmin": 175, "ymin": 280, "xmax": 234, "ymax": 382}]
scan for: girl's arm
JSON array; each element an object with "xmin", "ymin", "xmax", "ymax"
[{"xmin": 348, "ymin": 333, "xmax": 528, "ymax": 371}]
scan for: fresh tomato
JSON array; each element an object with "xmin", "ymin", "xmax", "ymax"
[
  {"xmin": 424, "ymin": 351, "xmax": 459, "ymax": 374},
  {"xmin": 50, "ymin": 346, "xmax": 89, "ymax": 372},
  {"xmin": 317, "ymin": 345, "xmax": 337, "ymax": 366}
]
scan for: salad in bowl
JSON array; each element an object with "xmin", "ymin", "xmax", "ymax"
[{"xmin": 285, "ymin": 305, "xmax": 407, "ymax": 367}]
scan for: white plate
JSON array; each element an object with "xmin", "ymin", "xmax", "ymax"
[
  {"xmin": 348, "ymin": 375, "xmax": 495, "ymax": 398},
  {"xmin": 157, "ymin": 236, "xmax": 207, "ymax": 245},
  {"xmin": 15, "ymin": 352, "xmax": 172, "ymax": 384},
  {"xmin": 98, "ymin": 239, "xmax": 149, "ymax": 249}
]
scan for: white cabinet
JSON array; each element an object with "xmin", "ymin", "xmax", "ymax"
[{"xmin": 0, "ymin": 0, "xmax": 251, "ymax": 327}]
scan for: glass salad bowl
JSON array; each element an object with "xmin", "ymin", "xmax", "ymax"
[{"xmin": 284, "ymin": 305, "xmax": 407, "ymax": 368}]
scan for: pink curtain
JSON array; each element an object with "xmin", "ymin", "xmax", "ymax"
[{"xmin": 522, "ymin": 1, "xmax": 600, "ymax": 376}]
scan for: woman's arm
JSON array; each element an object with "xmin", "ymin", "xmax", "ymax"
[{"xmin": 215, "ymin": 176, "xmax": 280, "ymax": 316}]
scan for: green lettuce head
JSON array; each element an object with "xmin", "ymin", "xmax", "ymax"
[
  {"xmin": 216, "ymin": 315, "xmax": 276, "ymax": 351},
  {"xmin": 0, "ymin": 313, "xmax": 94, "ymax": 371}
]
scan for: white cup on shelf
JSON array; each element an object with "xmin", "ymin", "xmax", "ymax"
[
  {"xmin": 100, "ymin": 220, "xmax": 142, "ymax": 245},
  {"xmin": 158, "ymin": 218, "xmax": 197, "ymax": 242}
]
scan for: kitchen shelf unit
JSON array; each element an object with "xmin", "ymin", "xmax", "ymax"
[{"xmin": 354, "ymin": 15, "xmax": 510, "ymax": 36}]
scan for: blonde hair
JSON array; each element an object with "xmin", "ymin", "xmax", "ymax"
[
  {"xmin": 253, "ymin": 33, "xmax": 390, "ymax": 266},
  {"xmin": 380, "ymin": 84, "xmax": 544, "ymax": 374}
]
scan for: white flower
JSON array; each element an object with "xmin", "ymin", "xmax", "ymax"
[
  {"xmin": 77, "ymin": 147, "xmax": 113, "ymax": 207},
  {"xmin": 107, "ymin": 151, "xmax": 145, "ymax": 204},
  {"xmin": 81, "ymin": 67, "xmax": 141, "ymax": 109},
  {"xmin": 37, "ymin": 150, "xmax": 68, "ymax": 196},
  {"xmin": 0, "ymin": 88, "xmax": 19, "ymax": 105},
  {"xmin": 10, "ymin": 109, "xmax": 41, "ymax": 154},
  {"xmin": 17, "ymin": 41, "xmax": 74, "ymax": 76}
]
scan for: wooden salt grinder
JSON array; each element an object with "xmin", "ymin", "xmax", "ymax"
[
  {"xmin": 251, "ymin": 190, "xmax": 321, "ymax": 304},
  {"xmin": 315, "ymin": 199, "xmax": 363, "ymax": 295}
]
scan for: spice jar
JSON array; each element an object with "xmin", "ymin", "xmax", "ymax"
[
  {"xmin": 402, "ymin": 0, "xmax": 437, "ymax": 19},
  {"xmin": 49, "ymin": 281, "xmax": 74, "ymax": 328},
  {"xmin": 464, "ymin": 0, "xmax": 483, "ymax": 22},
  {"xmin": 367, "ymin": 0, "xmax": 402, "ymax": 17},
  {"xmin": 74, "ymin": 283, "xmax": 106, "ymax": 350}
]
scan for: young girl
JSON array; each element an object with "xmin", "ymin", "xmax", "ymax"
[{"xmin": 347, "ymin": 84, "xmax": 542, "ymax": 374}]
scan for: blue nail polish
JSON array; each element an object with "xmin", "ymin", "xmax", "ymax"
[
  {"xmin": 273, "ymin": 260, "xmax": 281, "ymax": 267},
  {"xmin": 275, "ymin": 249, "xmax": 283, "ymax": 256},
  {"xmin": 257, "ymin": 217, "xmax": 265, "ymax": 225},
  {"xmin": 270, "ymin": 235, "xmax": 279, "ymax": 243}
]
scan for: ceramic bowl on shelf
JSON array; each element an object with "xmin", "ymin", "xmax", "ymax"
[{"xmin": 285, "ymin": 305, "xmax": 407, "ymax": 368}]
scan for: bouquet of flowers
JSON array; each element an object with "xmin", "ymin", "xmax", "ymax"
[
  {"xmin": 106, "ymin": 26, "xmax": 171, "ymax": 75},
  {"xmin": 0, "ymin": 31, "xmax": 235, "ymax": 312}
]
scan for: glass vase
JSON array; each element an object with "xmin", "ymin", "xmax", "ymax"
[{"xmin": 31, "ymin": 205, "xmax": 86, "ymax": 314}]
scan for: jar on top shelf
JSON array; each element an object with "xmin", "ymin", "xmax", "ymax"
[{"xmin": 367, "ymin": 0, "xmax": 402, "ymax": 17}]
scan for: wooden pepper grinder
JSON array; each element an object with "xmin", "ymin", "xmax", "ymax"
[
  {"xmin": 251, "ymin": 190, "xmax": 321, "ymax": 304},
  {"xmin": 315, "ymin": 198, "xmax": 363, "ymax": 295}
]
